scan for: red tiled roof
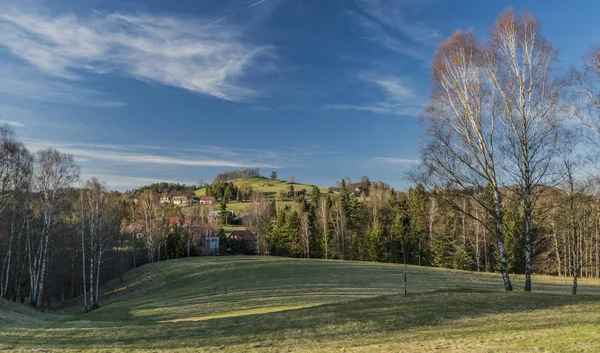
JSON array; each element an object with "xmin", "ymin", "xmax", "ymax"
[
  {"xmin": 169, "ymin": 216, "xmax": 192, "ymax": 227},
  {"xmin": 200, "ymin": 196, "xmax": 215, "ymax": 201},
  {"xmin": 125, "ymin": 223, "xmax": 145, "ymax": 233}
]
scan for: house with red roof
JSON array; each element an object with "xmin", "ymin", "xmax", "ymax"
[{"xmin": 199, "ymin": 196, "xmax": 216, "ymax": 205}]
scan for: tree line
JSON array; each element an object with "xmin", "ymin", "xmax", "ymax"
[{"xmin": 212, "ymin": 168, "xmax": 261, "ymax": 182}]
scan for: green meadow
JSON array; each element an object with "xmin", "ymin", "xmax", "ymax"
[{"xmin": 2, "ymin": 256, "xmax": 600, "ymax": 352}]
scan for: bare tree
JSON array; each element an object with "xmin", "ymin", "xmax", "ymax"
[
  {"xmin": 136, "ymin": 190, "xmax": 159, "ymax": 263},
  {"xmin": 0, "ymin": 135, "xmax": 32, "ymax": 299},
  {"xmin": 29, "ymin": 148, "xmax": 79, "ymax": 308},
  {"xmin": 419, "ymin": 30, "xmax": 513, "ymax": 291},
  {"xmin": 575, "ymin": 48, "xmax": 600, "ymax": 134},
  {"xmin": 80, "ymin": 178, "xmax": 115, "ymax": 311},
  {"xmin": 486, "ymin": 9, "xmax": 565, "ymax": 291},
  {"xmin": 317, "ymin": 196, "xmax": 330, "ymax": 259},
  {"xmin": 298, "ymin": 209, "xmax": 310, "ymax": 258},
  {"xmin": 330, "ymin": 198, "xmax": 347, "ymax": 260},
  {"xmin": 243, "ymin": 193, "xmax": 272, "ymax": 255}
]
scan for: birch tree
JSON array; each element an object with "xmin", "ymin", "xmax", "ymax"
[
  {"xmin": 243, "ymin": 193, "xmax": 272, "ymax": 255},
  {"xmin": 136, "ymin": 190, "xmax": 158, "ymax": 263},
  {"xmin": 317, "ymin": 196, "xmax": 330, "ymax": 259},
  {"xmin": 575, "ymin": 48, "xmax": 600, "ymax": 134},
  {"xmin": 80, "ymin": 178, "xmax": 114, "ymax": 311},
  {"xmin": 419, "ymin": 30, "xmax": 513, "ymax": 291},
  {"xmin": 487, "ymin": 9, "xmax": 564, "ymax": 291},
  {"xmin": 0, "ymin": 135, "xmax": 32, "ymax": 299},
  {"xmin": 29, "ymin": 148, "xmax": 79, "ymax": 308}
]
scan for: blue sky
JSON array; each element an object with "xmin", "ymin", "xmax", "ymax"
[{"xmin": 1, "ymin": 0, "xmax": 599, "ymax": 190}]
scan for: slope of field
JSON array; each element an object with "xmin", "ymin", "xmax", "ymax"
[
  {"xmin": 195, "ymin": 178, "xmax": 330, "ymax": 200},
  {"xmin": 3, "ymin": 257, "xmax": 600, "ymax": 352}
]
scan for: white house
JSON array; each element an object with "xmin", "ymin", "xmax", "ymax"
[
  {"xmin": 199, "ymin": 196, "xmax": 216, "ymax": 205},
  {"xmin": 203, "ymin": 236, "xmax": 220, "ymax": 255},
  {"xmin": 172, "ymin": 196, "xmax": 191, "ymax": 206}
]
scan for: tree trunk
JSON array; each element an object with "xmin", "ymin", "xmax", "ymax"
[
  {"xmin": 524, "ymin": 183, "xmax": 533, "ymax": 292},
  {"xmin": 81, "ymin": 192, "xmax": 88, "ymax": 312},
  {"xmin": 494, "ymin": 188, "xmax": 513, "ymax": 291},
  {"xmin": 35, "ymin": 210, "xmax": 52, "ymax": 308}
]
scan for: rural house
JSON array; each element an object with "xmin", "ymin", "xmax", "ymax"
[
  {"xmin": 199, "ymin": 196, "xmax": 216, "ymax": 205},
  {"xmin": 203, "ymin": 236, "xmax": 221, "ymax": 255},
  {"xmin": 168, "ymin": 216, "xmax": 192, "ymax": 227},
  {"xmin": 172, "ymin": 196, "xmax": 191, "ymax": 206},
  {"xmin": 229, "ymin": 230, "xmax": 255, "ymax": 248},
  {"xmin": 159, "ymin": 196, "xmax": 172, "ymax": 205}
]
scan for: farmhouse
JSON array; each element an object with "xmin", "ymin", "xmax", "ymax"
[
  {"xmin": 159, "ymin": 196, "xmax": 172, "ymax": 205},
  {"xmin": 208, "ymin": 210, "xmax": 234, "ymax": 218},
  {"xmin": 172, "ymin": 196, "xmax": 191, "ymax": 206},
  {"xmin": 199, "ymin": 196, "xmax": 216, "ymax": 205},
  {"xmin": 168, "ymin": 216, "xmax": 192, "ymax": 227},
  {"xmin": 124, "ymin": 222, "xmax": 145, "ymax": 239},
  {"xmin": 230, "ymin": 230, "xmax": 255, "ymax": 246},
  {"xmin": 203, "ymin": 236, "xmax": 221, "ymax": 255}
]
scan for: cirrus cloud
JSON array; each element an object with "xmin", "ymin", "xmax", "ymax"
[{"xmin": 0, "ymin": 5, "xmax": 274, "ymax": 101}]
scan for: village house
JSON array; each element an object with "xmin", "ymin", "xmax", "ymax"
[
  {"xmin": 172, "ymin": 196, "xmax": 191, "ymax": 206},
  {"xmin": 208, "ymin": 210, "xmax": 234, "ymax": 218},
  {"xmin": 199, "ymin": 196, "xmax": 216, "ymax": 205},
  {"xmin": 159, "ymin": 196, "xmax": 172, "ymax": 205},
  {"xmin": 203, "ymin": 236, "xmax": 221, "ymax": 255},
  {"xmin": 168, "ymin": 216, "xmax": 192, "ymax": 227},
  {"xmin": 229, "ymin": 230, "xmax": 255, "ymax": 248}
]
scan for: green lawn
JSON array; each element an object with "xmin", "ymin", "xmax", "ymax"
[{"xmin": 3, "ymin": 257, "xmax": 600, "ymax": 352}]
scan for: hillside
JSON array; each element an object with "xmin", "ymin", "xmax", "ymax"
[
  {"xmin": 195, "ymin": 177, "xmax": 330, "ymax": 199},
  {"xmin": 3, "ymin": 257, "xmax": 600, "ymax": 352},
  {"xmin": 195, "ymin": 178, "xmax": 331, "ymax": 223}
]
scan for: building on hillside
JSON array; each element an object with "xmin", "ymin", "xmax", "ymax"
[
  {"xmin": 172, "ymin": 196, "xmax": 191, "ymax": 206},
  {"xmin": 203, "ymin": 236, "xmax": 221, "ymax": 255},
  {"xmin": 168, "ymin": 216, "xmax": 192, "ymax": 227},
  {"xmin": 192, "ymin": 197, "xmax": 200, "ymax": 204},
  {"xmin": 124, "ymin": 223, "xmax": 145, "ymax": 239},
  {"xmin": 160, "ymin": 196, "xmax": 172, "ymax": 205},
  {"xmin": 228, "ymin": 230, "xmax": 255, "ymax": 255},
  {"xmin": 199, "ymin": 196, "xmax": 216, "ymax": 205},
  {"xmin": 229, "ymin": 230, "xmax": 254, "ymax": 241},
  {"xmin": 208, "ymin": 210, "xmax": 234, "ymax": 218}
]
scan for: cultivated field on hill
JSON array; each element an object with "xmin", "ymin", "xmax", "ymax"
[{"xmin": 2, "ymin": 257, "xmax": 600, "ymax": 352}]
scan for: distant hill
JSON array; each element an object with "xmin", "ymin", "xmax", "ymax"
[{"xmin": 195, "ymin": 177, "xmax": 330, "ymax": 200}]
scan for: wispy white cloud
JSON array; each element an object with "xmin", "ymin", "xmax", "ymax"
[
  {"xmin": 374, "ymin": 157, "xmax": 420, "ymax": 165},
  {"xmin": 206, "ymin": 0, "xmax": 270, "ymax": 27},
  {"xmin": 0, "ymin": 64, "xmax": 124, "ymax": 107},
  {"xmin": 326, "ymin": 74, "xmax": 425, "ymax": 116},
  {"xmin": 0, "ymin": 119, "xmax": 25, "ymax": 127},
  {"xmin": 81, "ymin": 173, "xmax": 196, "ymax": 191},
  {"xmin": 23, "ymin": 139, "xmax": 281, "ymax": 169},
  {"xmin": 21, "ymin": 138, "xmax": 320, "ymax": 190},
  {"xmin": 0, "ymin": 4, "xmax": 274, "ymax": 101},
  {"xmin": 350, "ymin": 0, "xmax": 439, "ymax": 61}
]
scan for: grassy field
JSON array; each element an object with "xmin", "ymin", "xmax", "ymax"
[
  {"xmin": 3, "ymin": 257, "xmax": 600, "ymax": 352},
  {"xmin": 195, "ymin": 178, "xmax": 330, "ymax": 200},
  {"xmin": 194, "ymin": 177, "xmax": 332, "ymax": 218}
]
